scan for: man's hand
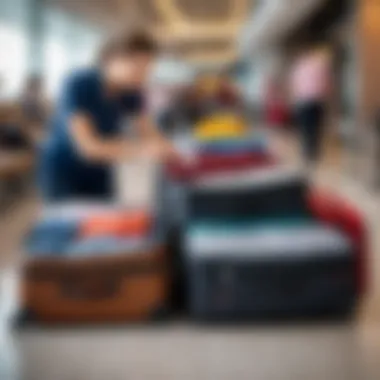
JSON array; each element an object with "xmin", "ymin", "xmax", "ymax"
[
  {"xmin": 134, "ymin": 114, "xmax": 188, "ymax": 163},
  {"xmin": 160, "ymin": 139, "xmax": 184, "ymax": 162},
  {"xmin": 142, "ymin": 139, "xmax": 183, "ymax": 163}
]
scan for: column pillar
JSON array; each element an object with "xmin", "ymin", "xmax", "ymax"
[{"xmin": 26, "ymin": 0, "xmax": 44, "ymax": 76}]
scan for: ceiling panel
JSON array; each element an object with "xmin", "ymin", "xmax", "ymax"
[
  {"xmin": 137, "ymin": 0, "xmax": 164, "ymax": 24},
  {"xmin": 44, "ymin": 0, "xmax": 256, "ymax": 65},
  {"xmin": 176, "ymin": 0, "xmax": 232, "ymax": 21},
  {"xmin": 45, "ymin": 0, "xmax": 131, "ymax": 27}
]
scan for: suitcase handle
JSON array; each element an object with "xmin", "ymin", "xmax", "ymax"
[{"xmin": 60, "ymin": 277, "xmax": 120, "ymax": 301}]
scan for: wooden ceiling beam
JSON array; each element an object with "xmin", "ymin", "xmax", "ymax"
[{"xmin": 153, "ymin": 0, "xmax": 248, "ymax": 31}]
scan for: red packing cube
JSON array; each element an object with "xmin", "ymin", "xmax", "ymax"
[{"xmin": 80, "ymin": 210, "xmax": 152, "ymax": 239}]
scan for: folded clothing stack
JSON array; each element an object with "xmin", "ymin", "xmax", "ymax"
[
  {"xmin": 167, "ymin": 136, "xmax": 275, "ymax": 181},
  {"xmin": 26, "ymin": 207, "xmax": 156, "ymax": 258}
]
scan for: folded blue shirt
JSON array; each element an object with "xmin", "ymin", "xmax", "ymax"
[{"xmin": 25, "ymin": 219, "xmax": 79, "ymax": 257}]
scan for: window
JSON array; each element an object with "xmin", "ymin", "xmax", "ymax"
[
  {"xmin": 0, "ymin": 0, "xmax": 102, "ymax": 99},
  {"xmin": 0, "ymin": 0, "xmax": 28, "ymax": 98},
  {"xmin": 42, "ymin": 8, "xmax": 102, "ymax": 97}
]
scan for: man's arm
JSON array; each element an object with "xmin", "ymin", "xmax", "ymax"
[
  {"xmin": 134, "ymin": 113, "xmax": 163, "ymax": 140},
  {"xmin": 134, "ymin": 113, "xmax": 182, "ymax": 161},
  {"xmin": 70, "ymin": 113, "xmax": 146, "ymax": 163}
]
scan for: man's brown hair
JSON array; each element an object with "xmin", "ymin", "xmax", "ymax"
[{"xmin": 99, "ymin": 29, "xmax": 158, "ymax": 64}]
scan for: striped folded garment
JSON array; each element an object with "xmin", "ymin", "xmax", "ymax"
[
  {"xmin": 166, "ymin": 151, "xmax": 275, "ymax": 181},
  {"xmin": 25, "ymin": 219, "xmax": 79, "ymax": 257}
]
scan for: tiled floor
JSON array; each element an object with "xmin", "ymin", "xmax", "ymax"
[
  {"xmin": 1, "ymin": 139, "xmax": 380, "ymax": 380},
  {"xmin": 15, "ymin": 323, "xmax": 380, "ymax": 380}
]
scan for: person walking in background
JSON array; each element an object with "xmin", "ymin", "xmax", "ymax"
[
  {"xmin": 217, "ymin": 74, "xmax": 242, "ymax": 109},
  {"xmin": 263, "ymin": 75, "xmax": 291, "ymax": 159},
  {"xmin": 290, "ymin": 43, "xmax": 331, "ymax": 167},
  {"xmin": 265, "ymin": 76, "xmax": 289, "ymax": 130},
  {"xmin": 20, "ymin": 75, "xmax": 49, "ymax": 145}
]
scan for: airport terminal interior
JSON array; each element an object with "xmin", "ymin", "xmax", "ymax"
[{"xmin": 1, "ymin": 0, "xmax": 380, "ymax": 379}]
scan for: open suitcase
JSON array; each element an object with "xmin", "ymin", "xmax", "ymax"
[
  {"xmin": 22, "ymin": 245, "xmax": 168, "ymax": 324},
  {"xmin": 20, "ymin": 205, "xmax": 169, "ymax": 324}
]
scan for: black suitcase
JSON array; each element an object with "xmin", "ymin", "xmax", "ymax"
[
  {"xmin": 185, "ymin": 221, "xmax": 356, "ymax": 320},
  {"xmin": 188, "ymin": 167, "xmax": 309, "ymax": 221}
]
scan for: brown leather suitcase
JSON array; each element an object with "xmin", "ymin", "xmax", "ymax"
[{"xmin": 20, "ymin": 245, "xmax": 169, "ymax": 324}]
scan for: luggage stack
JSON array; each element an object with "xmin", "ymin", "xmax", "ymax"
[
  {"xmin": 184, "ymin": 167, "xmax": 365, "ymax": 321},
  {"xmin": 21, "ymin": 204, "xmax": 169, "ymax": 324},
  {"xmin": 190, "ymin": 113, "xmax": 272, "ymax": 178},
  {"xmin": 167, "ymin": 111, "xmax": 275, "ymax": 182},
  {"xmin": 164, "ymin": 123, "xmax": 277, "ymax": 311},
  {"xmin": 164, "ymin": 122, "xmax": 276, "ymax": 233},
  {"xmin": 19, "ymin": 106, "xmax": 367, "ymax": 324}
]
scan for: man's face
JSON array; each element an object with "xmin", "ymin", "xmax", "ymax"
[{"xmin": 109, "ymin": 53, "xmax": 154, "ymax": 88}]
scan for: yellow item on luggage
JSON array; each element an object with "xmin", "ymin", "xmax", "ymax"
[{"xmin": 195, "ymin": 113, "xmax": 247, "ymax": 141}]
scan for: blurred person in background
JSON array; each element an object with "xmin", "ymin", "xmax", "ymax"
[
  {"xmin": 217, "ymin": 73, "xmax": 242, "ymax": 109},
  {"xmin": 264, "ymin": 74, "xmax": 291, "ymax": 158},
  {"xmin": 290, "ymin": 42, "xmax": 332, "ymax": 167},
  {"xmin": 149, "ymin": 83, "xmax": 197, "ymax": 135},
  {"xmin": 166, "ymin": 85, "xmax": 205, "ymax": 131},
  {"xmin": 194, "ymin": 73, "xmax": 241, "ymax": 118},
  {"xmin": 264, "ymin": 75, "xmax": 289, "ymax": 130},
  {"xmin": 194, "ymin": 74, "xmax": 220, "ymax": 115},
  {"xmin": 20, "ymin": 74, "xmax": 49, "ymax": 145},
  {"xmin": 39, "ymin": 30, "xmax": 181, "ymax": 201},
  {"xmin": 0, "ymin": 75, "xmax": 32, "ymax": 151},
  {"xmin": 156, "ymin": 80, "xmax": 211, "ymax": 130}
]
